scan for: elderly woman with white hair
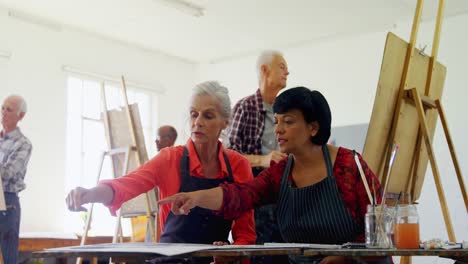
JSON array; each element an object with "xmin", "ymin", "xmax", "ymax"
[{"xmin": 66, "ymin": 81, "xmax": 256, "ymax": 261}]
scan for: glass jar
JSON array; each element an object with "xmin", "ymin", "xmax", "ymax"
[
  {"xmin": 394, "ymin": 204, "xmax": 420, "ymax": 249},
  {"xmin": 365, "ymin": 205, "xmax": 393, "ymax": 248}
]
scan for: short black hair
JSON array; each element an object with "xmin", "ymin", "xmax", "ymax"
[{"xmin": 273, "ymin": 87, "xmax": 331, "ymax": 145}]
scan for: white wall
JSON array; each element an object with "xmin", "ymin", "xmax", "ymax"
[
  {"xmin": 199, "ymin": 13, "xmax": 468, "ymax": 264},
  {"xmin": 0, "ymin": 12, "xmax": 196, "ymax": 232}
]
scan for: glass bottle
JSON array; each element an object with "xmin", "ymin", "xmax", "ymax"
[{"xmin": 394, "ymin": 204, "xmax": 420, "ymax": 249}]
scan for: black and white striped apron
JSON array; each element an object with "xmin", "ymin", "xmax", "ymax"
[
  {"xmin": 277, "ymin": 145, "xmax": 357, "ymax": 263},
  {"xmin": 276, "ymin": 145, "xmax": 391, "ymax": 264}
]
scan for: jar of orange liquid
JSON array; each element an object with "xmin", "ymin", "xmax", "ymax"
[{"xmin": 394, "ymin": 205, "xmax": 420, "ymax": 249}]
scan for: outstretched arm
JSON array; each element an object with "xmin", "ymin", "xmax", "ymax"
[
  {"xmin": 66, "ymin": 184, "xmax": 114, "ymax": 212},
  {"xmin": 159, "ymin": 187, "xmax": 224, "ymax": 215}
]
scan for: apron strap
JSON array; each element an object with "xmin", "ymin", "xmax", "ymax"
[{"xmin": 322, "ymin": 144, "xmax": 334, "ymax": 178}]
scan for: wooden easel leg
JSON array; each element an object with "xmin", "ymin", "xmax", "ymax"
[
  {"xmin": 435, "ymin": 100, "xmax": 468, "ymax": 212},
  {"xmin": 113, "ymin": 211, "xmax": 123, "ymax": 244},
  {"xmin": 145, "ymin": 193, "xmax": 156, "ymax": 241},
  {"xmin": 120, "ymin": 76, "xmax": 157, "ymax": 242},
  {"xmin": 401, "ymin": 256, "xmax": 412, "ymax": 264},
  {"xmin": 0, "ymin": 248, "xmax": 4, "ymax": 264},
  {"xmin": 408, "ymin": 135, "xmax": 422, "ymax": 199},
  {"xmin": 410, "ymin": 88, "xmax": 456, "ymax": 241}
]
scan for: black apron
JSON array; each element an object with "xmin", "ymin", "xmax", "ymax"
[{"xmin": 160, "ymin": 147, "xmax": 234, "ymax": 244}]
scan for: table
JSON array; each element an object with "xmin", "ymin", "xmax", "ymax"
[
  {"xmin": 20, "ymin": 236, "xmax": 130, "ymax": 264},
  {"xmin": 20, "ymin": 236, "xmax": 130, "ymax": 252},
  {"xmin": 31, "ymin": 244, "xmax": 468, "ymax": 264}
]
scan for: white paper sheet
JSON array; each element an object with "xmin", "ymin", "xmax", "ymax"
[
  {"xmin": 44, "ymin": 242, "xmax": 218, "ymax": 256},
  {"xmin": 43, "ymin": 242, "xmax": 342, "ymax": 257},
  {"xmin": 263, "ymin": 243, "xmax": 341, "ymax": 249}
]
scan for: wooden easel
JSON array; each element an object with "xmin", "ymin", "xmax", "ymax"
[
  {"xmin": 363, "ymin": 0, "xmax": 468, "ymax": 263},
  {"xmin": 105, "ymin": 76, "xmax": 156, "ymax": 244},
  {"xmin": 379, "ymin": 0, "xmax": 467, "ymax": 238},
  {"xmin": 76, "ymin": 77, "xmax": 157, "ymax": 264}
]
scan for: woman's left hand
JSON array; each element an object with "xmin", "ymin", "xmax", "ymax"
[{"xmin": 319, "ymin": 256, "xmax": 349, "ymax": 264}]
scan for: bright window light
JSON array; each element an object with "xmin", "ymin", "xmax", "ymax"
[{"xmin": 64, "ymin": 75, "xmax": 159, "ymax": 236}]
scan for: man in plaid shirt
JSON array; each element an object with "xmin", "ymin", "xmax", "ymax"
[
  {"xmin": 224, "ymin": 50, "xmax": 289, "ymax": 264},
  {"xmin": 0, "ymin": 95, "xmax": 32, "ymax": 264}
]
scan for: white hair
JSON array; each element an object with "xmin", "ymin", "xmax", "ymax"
[
  {"xmin": 256, "ymin": 50, "xmax": 284, "ymax": 81},
  {"xmin": 5, "ymin": 94, "xmax": 27, "ymax": 115},
  {"xmin": 18, "ymin": 96, "xmax": 27, "ymax": 114},
  {"xmin": 192, "ymin": 81, "xmax": 231, "ymax": 120}
]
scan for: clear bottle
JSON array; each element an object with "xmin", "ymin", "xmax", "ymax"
[
  {"xmin": 394, "ymin": 205, "xmax": 420, "ymax": 249},
  {"xmin": 365, "ymin": 205, "xmax": 393, "ymax": 248}
]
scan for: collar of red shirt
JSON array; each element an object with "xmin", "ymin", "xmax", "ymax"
[{"xmin": 186, "ymin": 139, "xmax": 230, "ymax": 179}]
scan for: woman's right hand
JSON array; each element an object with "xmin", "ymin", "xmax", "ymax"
[
  {"xmin": 158, "ymin": 191, "xmax": 200, "ymax": 215},
  {"xmin": 66, "ymin": 187, "xmax": 90, "ymax": 212}
]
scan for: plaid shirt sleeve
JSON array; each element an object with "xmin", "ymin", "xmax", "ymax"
[{"xmin": 226, "ymin": 100, "xmax": 246, "ymax": 153}]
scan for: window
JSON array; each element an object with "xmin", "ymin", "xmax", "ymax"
[{"xmin": 64, "ymin": 75, "xmax": 159, "ymax": 235}]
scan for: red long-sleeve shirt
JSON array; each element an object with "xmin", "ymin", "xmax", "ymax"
[
  {"xmin": 101, "ymin": 139, "xmax": 256, "ymax": 245},
  {"xmin": 217, "ymin": 147, "xmax": 382, "ymax": 243}
]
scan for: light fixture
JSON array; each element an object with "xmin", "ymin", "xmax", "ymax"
[
  {"xmin": 8, "ymin": 9, "xmax": 62, "ymax": 31},
  {"xmin": 155, "ymin": 0, "xmax": 205, "ymax": 17},
  {"xmin": 0, "ymin": 50, "xmax": 12, "ymax": 59}
]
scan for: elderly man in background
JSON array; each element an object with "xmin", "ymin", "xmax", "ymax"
[
  {"xmin": 155, "ymin": 125, "xmax": 177, "ymax": 151},
  {"xmin": 0, "ymin": 95, "xmax": 32, "ymax": 264},
  {"xmin": 224, "ymin": 50, "xmax": 289, "ymax": 264}
]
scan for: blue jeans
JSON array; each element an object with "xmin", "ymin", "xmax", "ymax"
[{"xmin": 0, "ymin": 192, "xmax": 20, "ymax": 264}]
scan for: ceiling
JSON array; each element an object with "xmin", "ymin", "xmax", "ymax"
[{"xmin": 1, "ymin": 0, "xmax": 467, "ymax": 63}]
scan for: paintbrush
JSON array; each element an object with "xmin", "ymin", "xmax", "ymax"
[
  {"xmin": 381, "ymin": 144, "xmax": 399, "ymax": 206},
  {"xmin": 353, "ymin": 150, "xmax": 374, "ymax": 205}
]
